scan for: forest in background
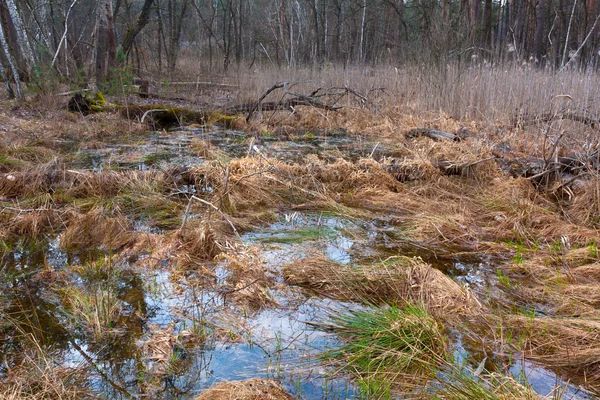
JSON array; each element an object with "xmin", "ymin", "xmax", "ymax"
[{"xmin": 0, "ymin": 0, "xmax": 599, "ymax": 99}]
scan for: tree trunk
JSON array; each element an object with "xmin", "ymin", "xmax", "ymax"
[
  {"xmin": 95, "ymin": 0, "xmax": 116, "ymax": 89},
  {"xmin": 0, "ymin": 12, "xmax": 21, "ymax": 98},
  {"xmin": 534, "ymin": 0, "xmax": 548, "ymax": 64},
  {"xmin": 483, "ymin": 0, "xmax": 492, "ymax": 47},
  {"xmin": 0, "ymin": 53, "xmax": 14, "ymax": 98},
  {"xmin": 120, "ymin": 0, "xmax": 155, "ymax": 58}
]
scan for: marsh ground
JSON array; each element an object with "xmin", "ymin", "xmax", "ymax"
[{"xmin": 1, "ymin": 65, "xmax": 600, "ymax": 399}]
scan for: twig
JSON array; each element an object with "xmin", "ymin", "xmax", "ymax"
[
  {"xmin": 51, "ymin": 0, "xmax": 79, "ymax": 67},
  {"xmin": 190, "ymin": 195, "xmax": 242, "ymax": 241},
  {"xmin": 180, "ymin": 196, "xmax": 193, "ymax": 230}
]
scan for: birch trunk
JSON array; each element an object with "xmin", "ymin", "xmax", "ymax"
[
  {"xmin": 0, "ymin": 16, "xmax": 22, "ymax": 99},
  {"xmin": 0, "ymin": 56, "xmax": 14, "ymax": 98},
  {"xmin": 5, "ymin": 0, "xmax": 35, "ymax": 69}
]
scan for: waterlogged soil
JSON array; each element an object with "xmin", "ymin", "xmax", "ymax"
[
  {"xmin": 0, "ymin": 127, "xmax": 595, "ymax": 399},
  {"xmin": 69, "ymin": 127, "xmax": 394, "ymax": 171}
]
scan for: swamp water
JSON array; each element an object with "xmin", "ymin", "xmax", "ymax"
[{"xmin": 0, "ymin": 128, "xmax": 594, "ymax": 399}]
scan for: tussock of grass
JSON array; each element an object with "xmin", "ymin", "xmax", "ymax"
[
  {"xmin": 0, "ymin": 349, "xmax": 91, "ymax": 400},
  {"xmin": 59, "ymin": 285, "xmax": 123, "ymax": 340},
  {"xmin": 569, "ymin": 177, "xmax": 600, "ymax": 229},
  {"xmin": 60, "ymin": 209, "xmax": 135, "ymax": 253},
  {"xmin": 318, "ymin": 303, "xmax": 447, "ymax": 397},
  {"xmin": 75, "ymin": 192, "xmax": 183, "ymax": 230},
  {"xmin": 1, "ymin": 209, "xmax": 72, "ymax": 241},
  {"xmin": 284, "ymin": 255, "xmax": 481, "ymax": 319},
  {"xmin": 176, "ymin": 219, "xmax": 225, "ymax": 266}
]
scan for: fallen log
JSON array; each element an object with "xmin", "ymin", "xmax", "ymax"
[
  {"xmin": 406, "ymin": 128, "xmax": 460, "ymax": 142},
  {"xmin": 384, "ymin": 158, "xmax": 496, "ymax": 182},
  {"xmin": 118, "ymin": 105, "xmax": 236, "ymax": 129},
  {"xmin": 240, "ymin": 82, "xmax": 368, "ymax": 122}
]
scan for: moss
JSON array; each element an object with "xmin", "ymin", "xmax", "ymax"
[{"xmin": 119, "ymin": 105, "xmax": 208, "ymax": 129}]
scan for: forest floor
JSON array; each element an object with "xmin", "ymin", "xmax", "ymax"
[{"xmin": 1, "ymin": 68, "xmax": 599, "ymax": 399}]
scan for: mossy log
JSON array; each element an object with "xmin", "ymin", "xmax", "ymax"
[{"xmin": 118, "ymin": 105, "xmax": 237, "ymax": 129}]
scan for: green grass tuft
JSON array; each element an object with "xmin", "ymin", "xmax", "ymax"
[{"xmin": 319, "ymin": 303, "xmax": 447, "ymax": 398}]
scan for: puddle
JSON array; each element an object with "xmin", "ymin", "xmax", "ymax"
[
  {"xmin": 2, "ymin": 126, "xmax": 597, "ymax": 398},
  {"xmin": 1, "ymin": 211, "xmax": 595, "ymax": 399},
  {"xmin": 453, "ymin": 335, "xmax": 594, "ymax": 399},
  {"xmin": 70, "ymin": 127, "xmax": 393, "ymax": 171}
]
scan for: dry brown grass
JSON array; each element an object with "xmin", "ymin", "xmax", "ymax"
[
  {"xmin": 60, "ymin": 208, "xmax": 135, "ymax": 253},
  {"xmin": 195, "ymin": 378, "xmax": 295, "ymax": 400},
  {"xmin": 0, "ymin": 355, "xmax": 91, "ymax": 400},
  {"xmin": 175, "ymin": 219, "xmax": 226, "ymax": 267},
  {"xmin": 217, "ymin": 245, "xmax": 276, "ymax": 310},
  {"xmin": 284, "ymin": 255, "xmax": 481, "ymax": 320},
  {"xmin": 506, "ymin": 315, "xmax": 600, "ymax": 383}
]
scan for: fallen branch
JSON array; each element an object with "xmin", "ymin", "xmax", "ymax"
[
  {"xmin": 238, "ymin": 82, "xmax": 350, "ymax": 122},
  {"xmin": 406, "ymin": 128, "xmax": 459, "ymax": 142}
]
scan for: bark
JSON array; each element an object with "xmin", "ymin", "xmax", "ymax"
[
  {"xmin": 0, "ymin": 54, "xmax": 14, "ymax": 98},
  {"xmin": 534, "ymin": 0, "xmax": 548, "ymax": 63},
  {"xmin": 120, "ymin": 0, "xmax": 155, "ymax": 58},
  {"xmin": 95, "ymin": 0, "xmax": 116, "ymax": 88},
  {"xmin": 0, "ymin": 11, "xmax": 21, "ymax": 99},
  {"xmin": 483, "ymin": 0, "xmax": 492, "ymax": 46},
  {"xmin": 4, "ymin": 0, "xmax": 34, "ymax": 70}
]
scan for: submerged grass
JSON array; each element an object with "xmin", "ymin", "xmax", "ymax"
[{"xmin": 254, "ymin": 226, "xmax": 337, "ymax": 244}]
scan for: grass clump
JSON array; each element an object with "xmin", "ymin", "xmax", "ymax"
[
  {"xmin": 284, "ymin": 255, "xmax": 481, "ymax": 319},
  {"xmin": 319, "ymin": 303, "xmax": 447, "ymax": 398}
]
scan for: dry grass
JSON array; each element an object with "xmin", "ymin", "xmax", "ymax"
[
  {"xmin": 506, "ymin": 315, "xmax": 600, "ymax": 384},
  {"xmin": 1, "ymin": 63, "xmax": 600, "ymax": 397},
  {"xmin": 284, "ymin": 255, "xmax": 481, "ymax": 320},
  {"xmin": 175, "ymin": 219, "xmax": 226, "ymax": 267},
  {"xmin": 0, "ymin": 351, "xmax": 91, "ymax": 400},
  {"xmin": 216, "ymin": 245, "xmax": 276, "ymax": 310},
  {"xmin": 195, "ymin": 378, "xmax": 295, "ymax": 400},
  {"xmin": 60, "ymin": 208, "xmax": 135, "ymax": 253}
]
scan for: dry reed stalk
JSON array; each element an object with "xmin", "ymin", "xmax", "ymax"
[
  {"xmin": 195, "ymin": 378, "xmax": 295, "ymax": 400},
  {"xmin": 284, "ymin": 255, "xmax": 481, "ymax": 320}
]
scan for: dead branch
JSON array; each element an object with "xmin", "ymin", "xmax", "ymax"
[
  {"xmin": 406, "ymin": 128, "xmax": 459, "ymax": 142},
  {"xmin": 238, "ymin": 82, "xmax": 353, "ymax": 122}
]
